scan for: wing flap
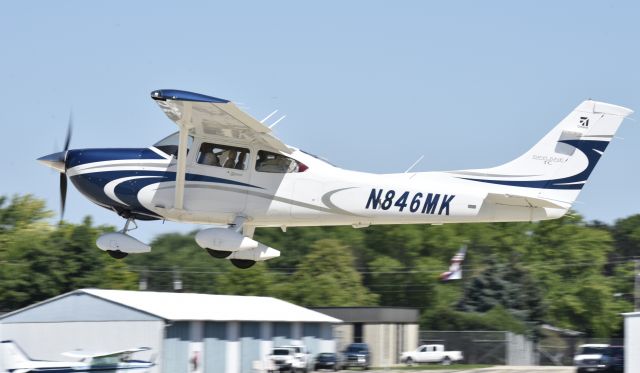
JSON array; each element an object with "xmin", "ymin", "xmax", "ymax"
[{"xmin": 62, "ymin": 347, "xmax": 150, "ymax": 359}]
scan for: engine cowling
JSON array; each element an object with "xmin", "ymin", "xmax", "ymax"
[
  {"xmin": 195, "ymin": 228, "xmax": 259, "ymax": 252},
  {"xmin": 96, "ymin": 232, "xmax": 151, "ymax": 253}
]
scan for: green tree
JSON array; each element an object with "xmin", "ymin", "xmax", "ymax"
[{"xmin": 274, "ymin": 239, "xmax": 378, "ymax": 306}]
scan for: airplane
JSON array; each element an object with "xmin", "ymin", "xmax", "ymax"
[
  {"xmin": 439, "ymin": 247, "xmax": 466, "ymax": 281},
  {"xmin": 0, "ymin": 340, "xmax": 154, "ymax": 373},
  {"xmin": 37, "ymin": 90, "xmax": 633, "ymax": 269}
]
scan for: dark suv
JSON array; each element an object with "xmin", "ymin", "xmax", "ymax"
[{"xmin": 342, "ymin": 343, "xmax": 370, "ymax": 369}]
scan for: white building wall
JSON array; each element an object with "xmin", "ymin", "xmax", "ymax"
[
  {"xmin": 332, "ymin": 324, "xmax": 353, "ymax": 352},
  {"xmin": 225, "ymin": 322, "xmax": 240, "ymax": 373},
  {"xmin": 0, "ymin": 321, "xmax": 164, "ymax": 373},
  {"xmin": 404, "ymin": 324, "xmax": 419, "ymax": 352},
  {"xmin": 625, "ymin": 314, "xmax": 640, "ymax": 373}
]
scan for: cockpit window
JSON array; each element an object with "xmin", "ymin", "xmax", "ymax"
[
  {"xmin": 197, "ymin": 143, "xmax": 250, "ymax": 170},
  {"xmin": 256, "ymin": 151, "xmax": 307, "ymax": 173},
  {"xmin": 153, "ymin": 132, "xmax": 193, "ymax": 158}
]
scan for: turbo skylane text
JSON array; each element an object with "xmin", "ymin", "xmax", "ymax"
[{"xmin": 365, "ymin": 188, "xmax": 455, "ymax": 215}]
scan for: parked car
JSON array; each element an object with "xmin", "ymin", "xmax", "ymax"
[
  {"xmin": 268, "ymin": 347, "xmax": 296, "ymax": 372},
  {"xmin": 400, "ymin": 344, "xmax": 463, "ymax": 365},
  {"xmin": 279, "ymin": 345, "xmax": 312, "ymax": 373},
  {"xmin": 342, "ymin": 343, "xmax": 370, "ymax": 369},
  {"xmin": 314, "ymin": 352, "xmax": 342, "ymax": 371},
  {"xmin": 574, "ymin": 344, "xmax": 624, "ymax": 373}
]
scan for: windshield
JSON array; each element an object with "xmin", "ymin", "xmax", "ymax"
[
  {"xmin": 301, "ymin": 149, "xmax": 336, "ymax": 167},
  {"xmin": 272, "ymin": 349, "xmax": 291, "ymax": 356},
  {"xmin": 153, "ymin": 132, "xmax": 193, "ymax": 158},
  {"xmin": 578, "ymin": 346, "xmax": 608, "ymax": 355},
  {"xmin": 346, "ymin": 345, "xmax": 367, "ymax": 353}
]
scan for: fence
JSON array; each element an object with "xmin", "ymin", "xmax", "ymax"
[
  {"xmin": 537, "ymin": 336, "xmax": 623, "ymax": 366},
  {"xmin": 420, "ymin": 330, "xmax": 535, "ymax": 365}
]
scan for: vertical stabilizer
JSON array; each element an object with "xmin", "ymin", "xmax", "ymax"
[{"xmin": 453, "ymin": 100, "xmax": 633, "ymax": 205}]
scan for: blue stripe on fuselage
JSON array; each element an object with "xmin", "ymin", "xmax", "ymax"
[
  {"xmin": 67, "ymin": 148, "xmax": 164, "ymax": 168},
  {"xmin": 459, "ymin": 139, "xmax": 609, "ymax": 190},
  {"xmin": 69, "ymin": 169, "xmax": 261, "ymax": 219}
]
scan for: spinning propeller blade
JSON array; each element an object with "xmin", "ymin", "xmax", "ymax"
[{"xmin": 59, "ymin": 112, "xmax": 73, "ymax": 222}]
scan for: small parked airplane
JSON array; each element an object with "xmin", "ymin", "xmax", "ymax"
[
  {"xmin": 38, "ymin": 90, "xmax": 633, "ymax": 268},
  {"xmin": 439, "ymin": 247, "xmax": 466, "ymax": 281},
  {"xmin": 0, "ymin": 340, "xmax": 154, "ymax": 373}
]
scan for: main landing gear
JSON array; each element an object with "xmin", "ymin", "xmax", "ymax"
[{"xmin": 195, "ymin": 217, "xmax": 279, "ymax": 269}]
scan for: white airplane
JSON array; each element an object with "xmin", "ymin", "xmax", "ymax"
[
  {"xmin": 439, "ymin": 247, "xmax": 466, "ymax": 281},
  {"xmin": 37, "ymin": 90, "xmax": 633, "ymax": 268},
  {"xmin": 0, "ymin": 340, "xmax": 154, "ymax": 373}
]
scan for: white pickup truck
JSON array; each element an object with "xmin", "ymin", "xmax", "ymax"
[{"xmin": 400, "ymin": 344, "xmax": 463, "ymax": 365}]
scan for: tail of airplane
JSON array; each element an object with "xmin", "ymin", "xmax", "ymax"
[
  {"xmin": 455, "ymin": 100, "xmax": 633, "ymax": 207},
  {"xmin": 439, "ymin": 246, "xmax": 466, "ymax": 281}
]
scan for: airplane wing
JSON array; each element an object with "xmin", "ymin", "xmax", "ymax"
[
  {"xmin": 61, "ymin": 347, "xmax": 150, "ymax": 359},
  {"xmin": 151, "ymin": 89, "xmax": 293, "ymax": 154}
]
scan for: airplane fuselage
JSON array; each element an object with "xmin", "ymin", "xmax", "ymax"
[{"xmin": 65, "ymin": 141, "xmax": 566, "ymax": 231}]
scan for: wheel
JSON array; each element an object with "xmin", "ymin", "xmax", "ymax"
[
  {"xmin": 405, "ymin": 357, "xmax": 414, "ymax": 366},
  {"xmin": 107, "ymin": 250, "xmax": 128, "ymax": 259},
  {"xmin": 206, "ymin": 248, "xmax": 232, "ymax": 258},
  {"xmin": 441, "ymin": 356, "xmax": 451, "ymax": 366},
  {"xmin": 231, "ymin": 259, "xmax": 256, "ymax": 269}
]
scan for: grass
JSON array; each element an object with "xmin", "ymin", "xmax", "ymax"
[{"xmin": 370, "ymin": 364, "xmax": 493, "ymax": 370}]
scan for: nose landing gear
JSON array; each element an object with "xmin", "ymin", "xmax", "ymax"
[{"xmin": 96, "ymin": 217, "xmax": 150, "ymax": 259}]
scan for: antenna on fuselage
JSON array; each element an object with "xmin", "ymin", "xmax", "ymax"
[
  {"xmin": 268, "ymin": 115, "xmax": 287, "ymax": 129},
  {"xmin": 404, "ymin": 155, "xmax": 424, "ymax": 173},
  {"xmin": 260, "ymin": 109, "xmax": 279, "ymax": 123}
]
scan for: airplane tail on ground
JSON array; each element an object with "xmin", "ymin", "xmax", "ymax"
[
  {"xmin": 455, "ymin": 100, "xmax": 633, "ymax": 206},
  {"xmin": 439, "ymin": 247, "xmax": 466, "ymax": 281},
  {"xmin": 0, "ymin": 340, "xmax": 33, "ymax": 371}
]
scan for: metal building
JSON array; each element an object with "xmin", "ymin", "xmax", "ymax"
[
  {"xmin": 0, "ymin": 289, "xmax": 340, "ymax": 373},
  {"xmin": 623, "ymin": 311, "xmax": 640, "ymax": 373},
  {"xmin": 312, "ymin": 307, "xmax": 419, "ymax": 367}
]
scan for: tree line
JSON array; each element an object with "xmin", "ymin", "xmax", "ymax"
[{"xmin": 1, "ymin": 194, "xmax": 638, "ymax": 338}]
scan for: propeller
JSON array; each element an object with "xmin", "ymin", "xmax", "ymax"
[
  {"xmin": 37, "ymin": 112, "xmax": 74, "ymax": 223},
  {"xmin": 59, "ymin": 113, "xmax": 73, "ymax": 221}
]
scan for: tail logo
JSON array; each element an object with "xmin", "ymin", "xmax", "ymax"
[{"xmin": 579, "ymin": 117, "xmax": 589, "ymax": 128}]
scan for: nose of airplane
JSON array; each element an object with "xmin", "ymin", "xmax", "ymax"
[{"xmin": 37, "ymin": 151, "xmax": 67, "ymax": 173}]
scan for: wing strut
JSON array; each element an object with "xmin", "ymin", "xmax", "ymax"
[{"xmin": 174, "ymin": 103, "xmax": 192, "ymax": 210}]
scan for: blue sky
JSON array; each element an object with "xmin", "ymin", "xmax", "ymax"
[{"xmin": 1, "ymin": 1, "xmax": 639, "ymax": 242}]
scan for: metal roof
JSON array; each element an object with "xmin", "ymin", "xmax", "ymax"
[
  {"xmin": 0, "ymin": 289, "xmax": 342, "ymax": 323},
  {"xmin": 82, "ymin": 289, "xmax": 341, "ymax": 322},
  {"xmin": 312, "ymin": 307, "xmax": 419, "ymax": 323}
]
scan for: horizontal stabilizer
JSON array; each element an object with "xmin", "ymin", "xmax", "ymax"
[{"xmin": 484, "ymin": 193, "xmax": 569, "ymax": 209}]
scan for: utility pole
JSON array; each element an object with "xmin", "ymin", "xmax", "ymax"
[{"xmin": 173, "ymin": 266, "xmax": 183, "ymax": 292}]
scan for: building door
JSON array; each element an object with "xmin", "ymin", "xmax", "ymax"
[
  {"xmin": 164, "ymin": 322, "xmax": 190, "ymax": 373},
  {"xmin": 240, "ymin": 322, "xmax": 261, "ymax": 373},
  {"xmin": 354, "ymin": 323, "xmax": 363, "ymax": 343},
  {"xmin": 203, "ymin": 322, "xmax": 226, "ymax": 373}
]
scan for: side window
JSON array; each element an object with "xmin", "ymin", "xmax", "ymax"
[
  {"xmin": 419, "ymin": 347, "xmax": 427, "ymax": 352},
  {"xmin": 255, "ymin": 151, "xmax": 307, "ymax": 173},
  {"xmin": 197, "ymin": 143, "xmax": 250, "ymax": 170},
  {"xmin": 153, "ymin": 132, "xmax": 194, "ymax": 159}
]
